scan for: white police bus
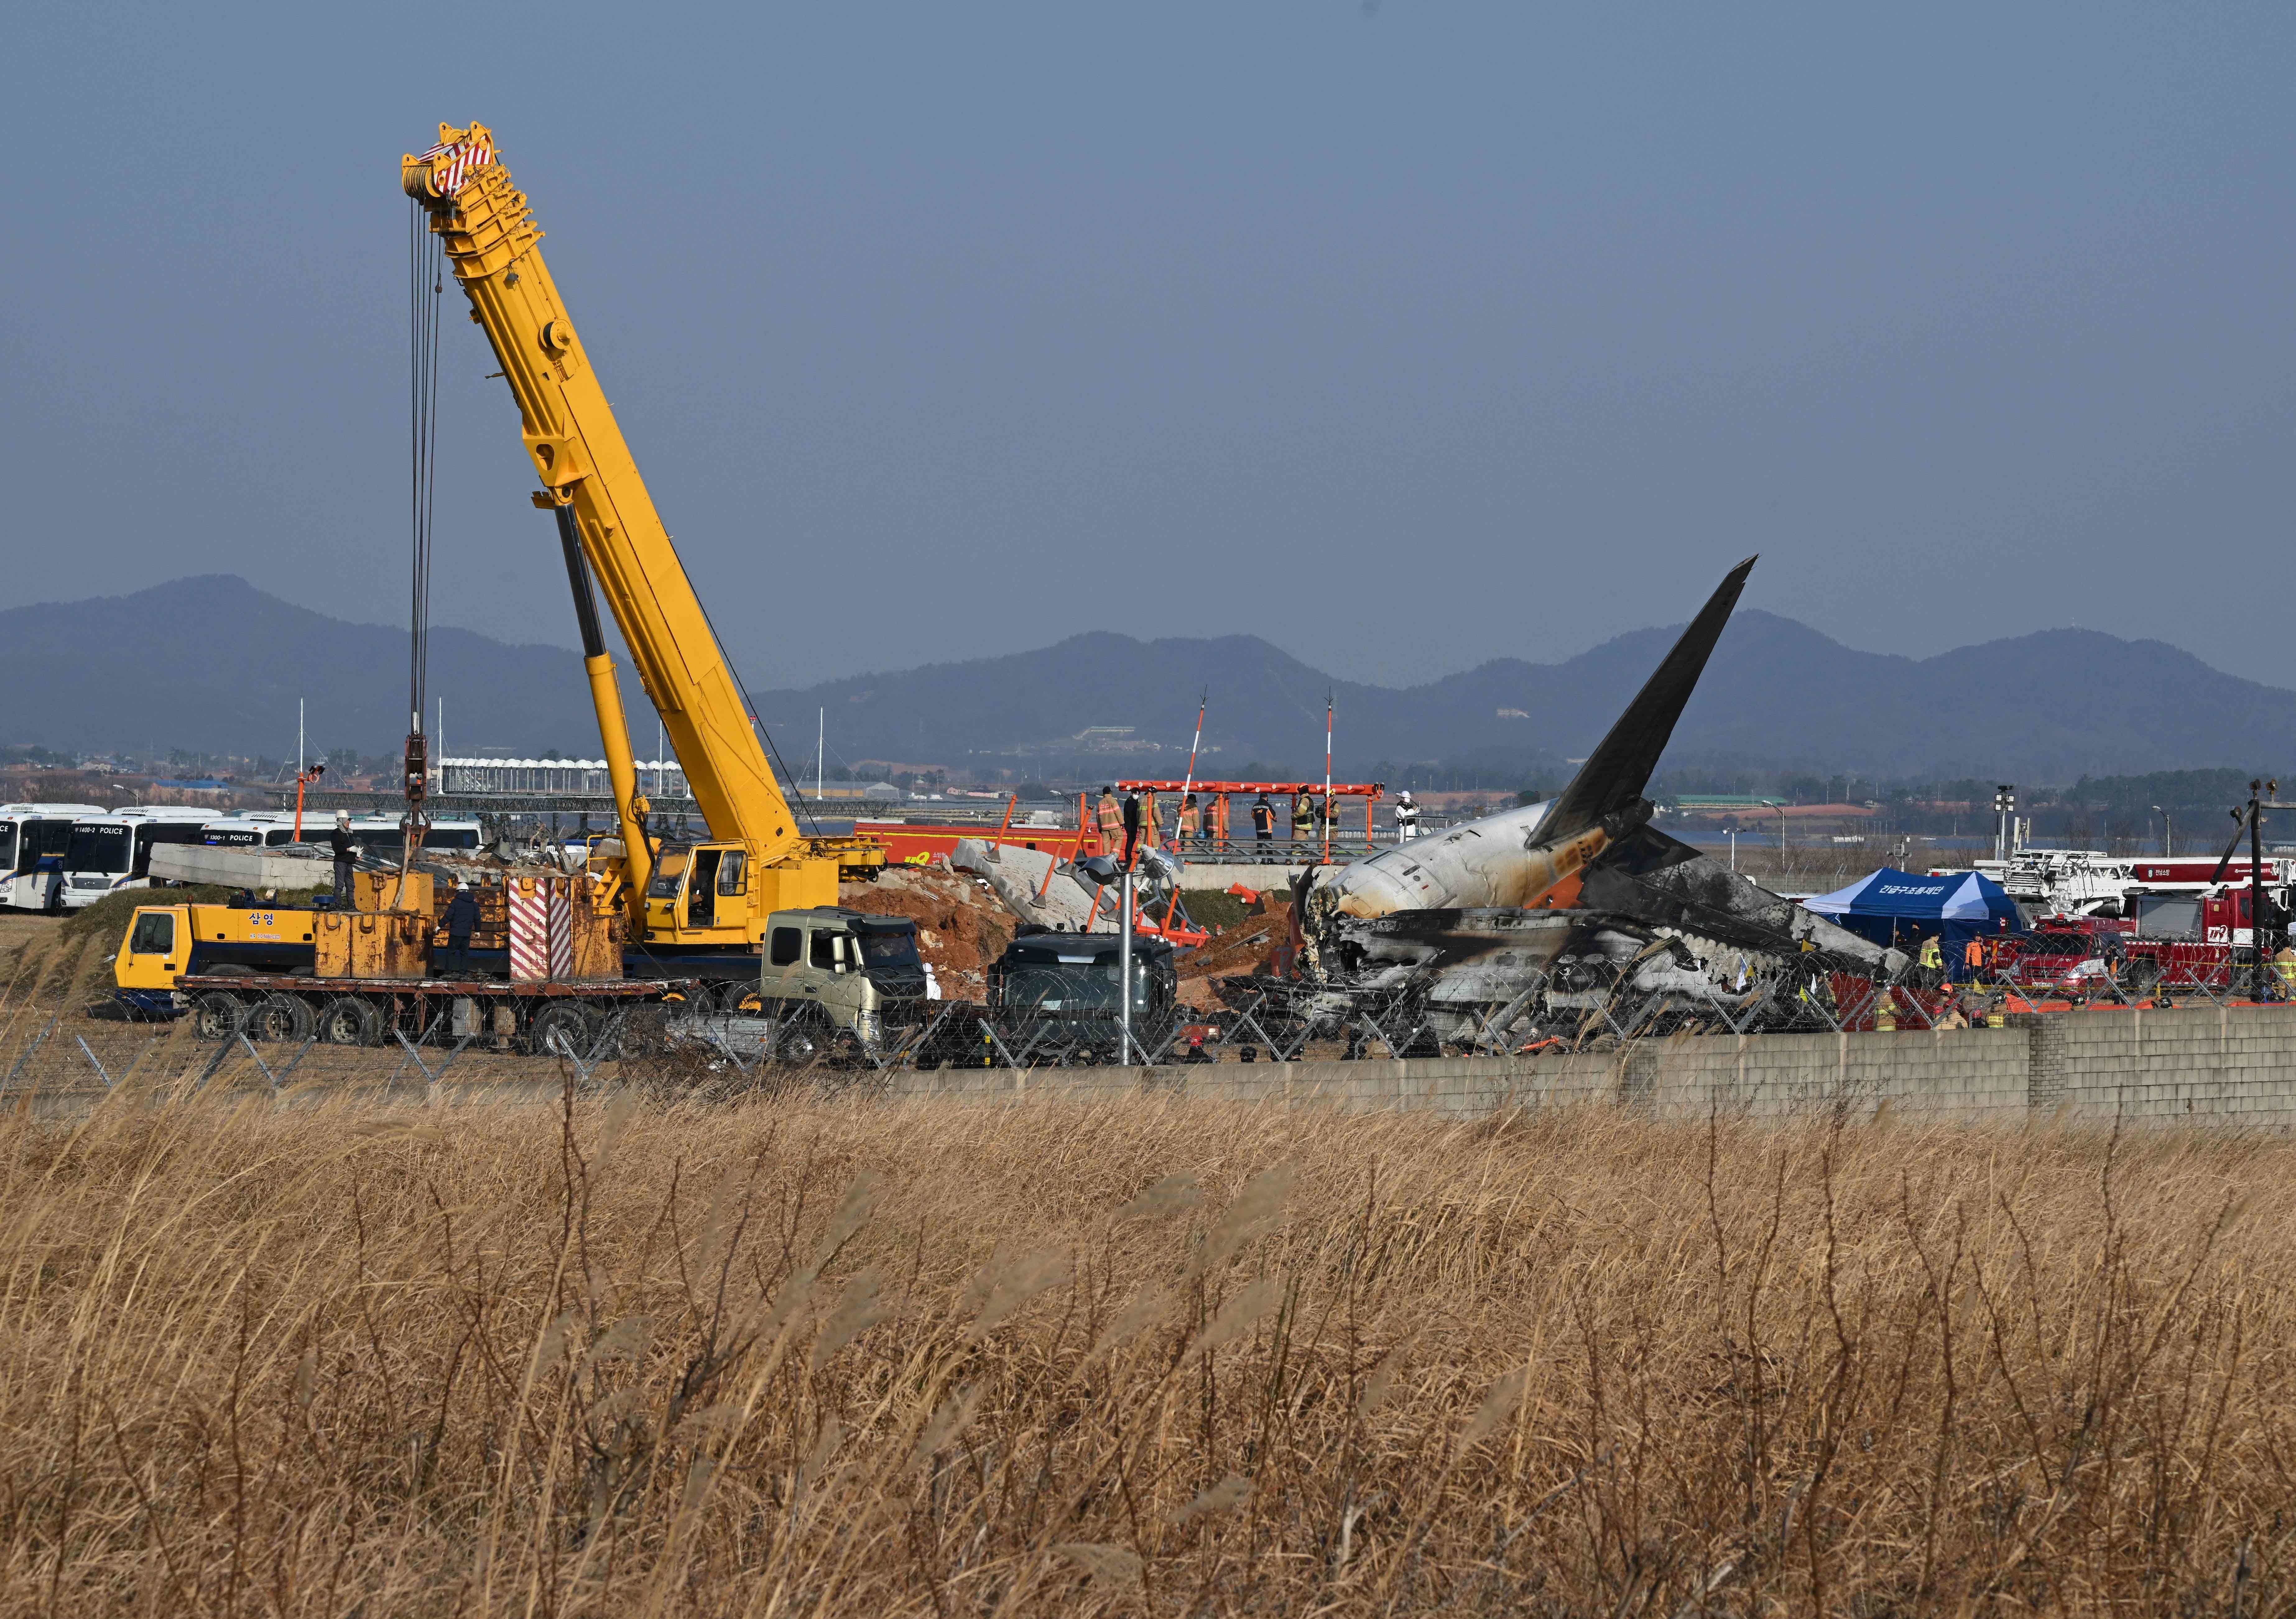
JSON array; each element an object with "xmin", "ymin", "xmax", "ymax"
[
  {"xmin": 199, "ymin": 813, "xmax": 481, "ymax": 853},
  {"xmin": 58, "ymin": 808, "xmax": 221, "ymax": 909},
  {"xmin": 0, "ymin": 802, "xmax": 106, "ymax": 911}
]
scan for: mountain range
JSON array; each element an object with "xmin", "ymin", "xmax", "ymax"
[{"xmin": 8, "ymin": 575, "xmax": 2295, "ymax": 784}]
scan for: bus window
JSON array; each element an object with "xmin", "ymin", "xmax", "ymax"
[
  {"xmin": 66, "ymin": 824, "xmax": 132, "ymax": 874},
  {"xmin": 0, "ymin": 825, "xmax": 15, "ymax": 874},
  {"xmin": 132, "ymin": 823, "xmax": 210, "ymax": 877}
]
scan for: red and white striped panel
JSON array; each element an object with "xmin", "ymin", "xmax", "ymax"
[
  {"xmin": 416, "ymin": 134, "xmax": 495, "ymax": 197},
  {"xmin": 547, "ymin": 883, "xmax": 573, "ymax": 980},
  {"xmin": 508, "ymin": 879, "xmax": 575, "ymax": 982},
  {"xmin": 508, "ymin": 880, "xmax": 549, "ymax": 981}
]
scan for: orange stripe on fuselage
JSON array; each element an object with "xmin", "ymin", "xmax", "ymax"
[{"xmin": 1521, "ymin": 827, "xmax": 1609, "ymax": 910}]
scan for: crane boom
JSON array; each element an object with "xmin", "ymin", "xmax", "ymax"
[{"xmin": 402, "ymin": 123, "xmax": 838, "ymax": 930}]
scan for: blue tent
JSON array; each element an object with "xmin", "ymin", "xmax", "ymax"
[{"xmin": 1800, "ymin": 867, "xmax": 2022, "ymax": 950}]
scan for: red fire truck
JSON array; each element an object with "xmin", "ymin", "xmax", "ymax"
[
  {"xmin": 2118, "ymin": 883, "xmax": 2285, "ymax": 993},
  {"xmin": 1997, "ymin": 882, "xmax": 2290, "ymax": 995}
]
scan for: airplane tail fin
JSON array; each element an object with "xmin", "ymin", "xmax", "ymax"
[{"xmin": 1538, "ymin": 556, "xmax": 1756, "ymax": 843}]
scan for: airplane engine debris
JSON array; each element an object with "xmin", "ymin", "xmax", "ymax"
[
  {"xmin": 949, "ymin": 838, "xmax": 1190, "ymax": 936},
  {"xmin": 1270, "ymin": 555, "xmax": 1912, "ymax": 1049}
]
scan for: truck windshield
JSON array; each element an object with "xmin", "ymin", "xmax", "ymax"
[
  {"xmin": 66, "ymin": 824, "xmax": 131, "ymax": 874},
  {"xmin": 1000, "ymin": 959, "xmax": 1155, "ymax": 1013},
  {"xmin": 858, "ymin": 928, "xmax": 921, "ymax": 971},
  {"xmin": 2136, "ymin": 894, "xmax": 2201, "ymax": 939},
  {"xmin": 1002, "ymin": 964, "xmax": 1118, "ymax": 1013}
]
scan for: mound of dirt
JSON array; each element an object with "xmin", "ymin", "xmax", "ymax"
[{"xmin": 840, "ymin": 865, "xmax": 1014, "ymax": 1001}]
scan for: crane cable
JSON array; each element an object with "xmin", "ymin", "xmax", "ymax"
[
  {"xmin": 404, "ymin": 201, "xmax": 445, "ymax": 882},
  {"xmin": 408, "ymin": 201, "xmax": 443, "ymax": 740}
]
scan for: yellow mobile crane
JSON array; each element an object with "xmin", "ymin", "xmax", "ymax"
[{"xmin": 401, "ymin": 124, "xmax": 874, "ymax": 952}]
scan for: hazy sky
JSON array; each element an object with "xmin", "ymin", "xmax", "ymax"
[{"xmin": 4, "ymin": 5, "xmax": 2291, "ymax": 692}]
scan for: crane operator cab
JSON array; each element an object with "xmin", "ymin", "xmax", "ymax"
[
  {"xmin": 750, "ymin": 906, "xmax": 928, "ymax": 1061},
  {"xmin": 644, "ymin": 843, "xmax": 754, "ymax": 940}
]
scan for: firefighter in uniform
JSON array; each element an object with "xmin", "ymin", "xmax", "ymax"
[
  {"xmin": 1291, "ymin": 793, "xmax": 1315, "ymax": 842},
  {"xmin": 1095, "ymin": 787, "xmax": 1122, "ymax": 855},
  {"xmin": 1251, "ymin": 794, "xmax": 1275, "ymax": 844},
  {"xmin": 1140, "ymin": 791, "xmax": 1161, "ymax": 851},
  {"xmin": 1178, "ymin": 792, "xmax": 1201, "ymax": 851}
]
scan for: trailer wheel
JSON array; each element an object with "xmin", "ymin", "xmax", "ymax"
[
  {"xmin": 191, "ymin": 992, "xmax": 244, "ymax": 1041},
  {"xmin": 245, "ymin": 993, "xmax": 314, "ymax": 1043},
  {"xmin": 530, "ymin": 1003, "xmax": 594, "ymax": 1060},
  {"xmin": 317, "ymin": 996, "xmax": 384, "ymax": 1046}
]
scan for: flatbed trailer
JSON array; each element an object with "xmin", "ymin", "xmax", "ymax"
[{"xmin": 177, "ymin": 971, "xmax": 694, "ymax": 1054}]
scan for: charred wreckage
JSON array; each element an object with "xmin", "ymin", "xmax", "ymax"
[{"xmin": 1215, "ymin": 557, "xmax": 1913, "ymax": 1056}]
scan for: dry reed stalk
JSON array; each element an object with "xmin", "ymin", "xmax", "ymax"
[{"xmin": 0, "ymin": 1088, "xmax": 2287, "ymax": 1615}]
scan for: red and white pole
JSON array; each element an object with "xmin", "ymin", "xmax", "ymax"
[
  {"xmin": 1178, "ymin": 688, "xmax": 1206, "ymax": 856},
  {"xmin": 1322, "ymin": 692, "xmax": 1334, "ymax": 865}
]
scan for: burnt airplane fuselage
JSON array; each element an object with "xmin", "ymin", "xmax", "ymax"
[{"xmin": 1280, "ymin": 556, "xmax": 1909, "ymax": 1046}]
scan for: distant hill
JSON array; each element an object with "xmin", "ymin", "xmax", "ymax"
[
  {"xmin": 8, "ymin": 576, "xmax": 2296, "ymax": 783},
  {"xmin": 752, "ymin": 611, "xmax": 2296, "ymax": 783},
  {"xmin": 0, "ymin": 576, "xmax": 596, "ymax": 759}
]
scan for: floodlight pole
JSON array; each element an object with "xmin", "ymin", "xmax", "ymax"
[{"xmin": 2250, "ymin": 778, "xmax": 2273, "ymax": 1001}]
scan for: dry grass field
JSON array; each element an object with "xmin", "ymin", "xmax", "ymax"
[{"xmin": 0, "ymin": 1085, "xmax": 2288, "ymax": 1616}]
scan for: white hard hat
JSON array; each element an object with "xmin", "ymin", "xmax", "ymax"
[
  {"xmin": 335, "ymin": 810, "xmax": 350, "ymax": 824},
  {"xmin": 456, "ymin": 881, "xmax": 470, "ymax": 891},
  {"xmin": 1398, "ymin": 791, "xmax": 1412, "ymax": 802}
]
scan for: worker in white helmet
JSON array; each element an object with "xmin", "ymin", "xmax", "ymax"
[
  {"xmin": 1394, "ymin": 791, "xmax": 1421, "ymax": 842},
  {"xmin": 328, "ymin": 811, "xmax": 356, "ymax": 901}
]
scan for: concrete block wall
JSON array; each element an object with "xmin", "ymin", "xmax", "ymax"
[
  {"xmin": 2050, "ymin": 1007, "xmax": 2296, "ymax": 1121},
  {"xmin": 884, "ymin": 1007, "xmax": 2296, "ymax": 1124}
]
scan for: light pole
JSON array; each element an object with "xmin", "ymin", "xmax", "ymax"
[
  {"xmin": 1993, "ymin": 785, "xmax": 2016, "ymax": 864},
  {"xmin": 1076, "ymin": 852, "xmax": 1135, "ymax": 1066},
  {"xmin": 1118, "ymin": 867, "xmax": 1134, "ymax": 1063},
  {"xmin": 2152, "ymin": 805, "xmax": 2172, "ymax": 858}
]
